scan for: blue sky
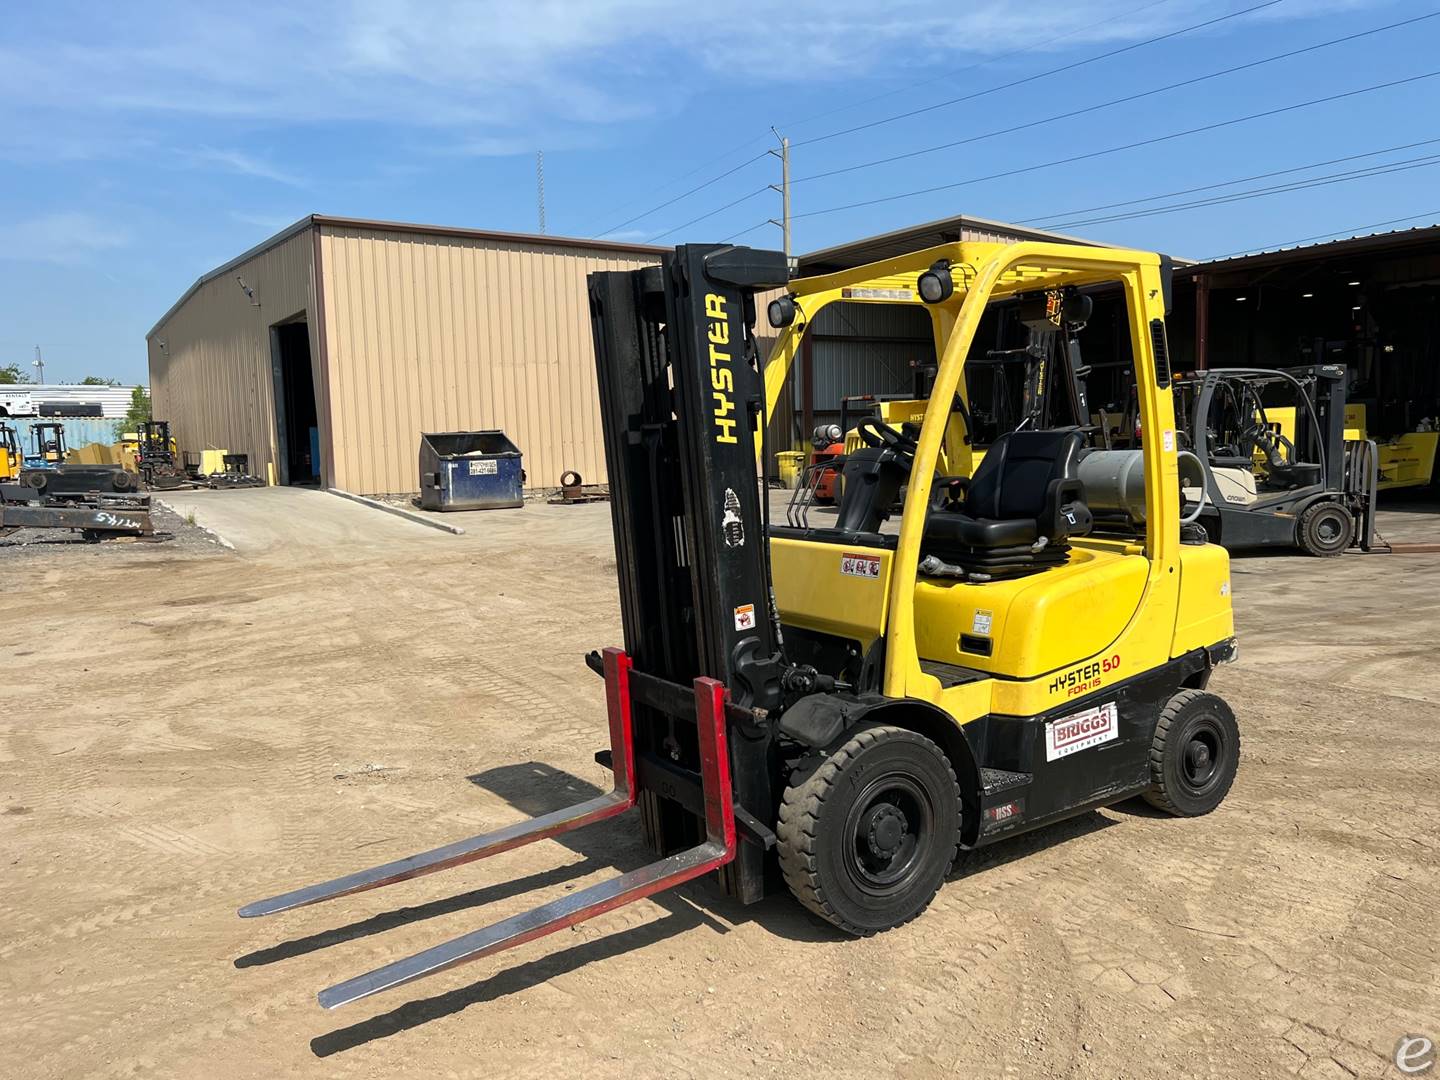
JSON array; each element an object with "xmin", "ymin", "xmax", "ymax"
[{"xmin": 2, "ymin": 0, "xmax": 1436, "ymax": 385}]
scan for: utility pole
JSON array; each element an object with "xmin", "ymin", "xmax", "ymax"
[
  {"xmin": 768, "ymin": 128, "xmax": 791, "ymax": 263},
  {"xmin": 536, "ymin": 151, "xmax": 547, "ymax": 235},
  {"xmin": 32, "ymin": 345, "xmax": 45, "ymax": 384}
]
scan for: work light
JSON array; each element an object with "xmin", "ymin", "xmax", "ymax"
[
  {"xmin": 918, "ymin": 260, "xmax": 953, "ymax": 304},
  {"xmin": 768, "ymin": 295, "xmax": 797, "ymax": 328}
]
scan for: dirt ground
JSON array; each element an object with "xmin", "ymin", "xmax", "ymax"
[{"xmin": 2, "ymin": 487, "xmax": 1437, "ymax": 1079}]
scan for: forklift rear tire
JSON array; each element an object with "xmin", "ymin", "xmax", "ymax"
[
  {"xmin": 1143, "ymin": 690, "xmax": 1239, "ymax": 817},
  {"xmin": 777, "ymin": 724, "xmax": 959, "ymax": 936},
  {"xmin": 1296, "ymin": 502, "xmax": 1353, "ymax": 557}
]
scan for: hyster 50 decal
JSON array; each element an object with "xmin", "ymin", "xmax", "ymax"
[
  {"xmin": 1048, "ymin": 653, "xmax": 1121, "ymax": 698},
  {"xmin": 705, "ymin": 293, "xmax": 738, "ymax": 445}
]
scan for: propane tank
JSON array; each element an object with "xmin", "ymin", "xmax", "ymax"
[
  {"xmin": 1077, "ymin": 449, "xmax": 1208, "ymax": 525},
  {"xmin": 1077, "ymin": 450, "xmax": 1148, "ymax": 523}
]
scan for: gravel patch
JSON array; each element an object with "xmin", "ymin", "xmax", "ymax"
[{"xmin": 0, "ymin": 503, "xmax": 230, "ymax": 563}]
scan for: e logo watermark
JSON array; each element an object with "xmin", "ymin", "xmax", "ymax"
[{"xmin": 1396, "ymin": 1035, "xmax": 1436, "ymax": 1075}]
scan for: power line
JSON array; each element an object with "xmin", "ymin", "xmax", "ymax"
[
  {"xmin": 791, "ymin": 11, "xmax": 1438, "ymax": 186},
  {"xmin": 791, "ymin": 0, "xmax": 1283, "ymax": 150},
  {"xmin": 785, "ymin": 0, "xmax": 1182, "ymax": 130},
  {"xmin": 585, "ymin": 0, "xmax": 1184, "ymax": 232},
  {"xmin": 1016, "ymin": 136, "xmax": 1440, "ymax": 226},
  {"xmin": 597, "ymin": 151, "xmax": 771, "ymax": 237},
  {"xmin": 646, "ymin": 185, "xmax": 772, "ymax": 243},
  {"xmin": 721, "ymin": 220, "xmax": 776, "ymax": 244},
  {"xmin": 1035, "ymin": 153, "xmax": 1440, "ymax": 231},
  {"xmin": 1207, "ymin": 211, "xmax": 1440, "ymax": 261},
  {"xmin": 586, "ymin": 141, "xmax": 773, "ymax": 233},
  {"xmin": 790, "ymin": 69, "xmax": 1440, "ymax": 223}
]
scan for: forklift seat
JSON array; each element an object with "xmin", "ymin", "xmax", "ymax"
[{"xmin": 922, "ymin": 429, "xmax": 1092, "ymax": 577}]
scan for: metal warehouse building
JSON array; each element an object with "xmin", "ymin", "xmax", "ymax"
[
  {"xmin": 148, "ymin": 212, "xmax": 1086, "ymax": 494},
  {"xmin": 147, "ymin": 216, "xmax": 667, "ymax": 494}
]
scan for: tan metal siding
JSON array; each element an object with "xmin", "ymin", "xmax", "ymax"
[
  {"xmin": 318, "ymin": 225, "xmax": 659, "ymax": 495},
  {"xmin": 147, "ymin": 229, "xmax": 315, "ymax": 480}
]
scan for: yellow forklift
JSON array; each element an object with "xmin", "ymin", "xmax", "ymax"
[
  {"xmin": 241, "ymin": 240, "xmax": 1240, "ymax": 1008},
  {"xmin": 0, "ymin": 423, "xmax": 19, "ymax": 481}
]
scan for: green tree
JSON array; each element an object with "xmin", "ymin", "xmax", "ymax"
[
  {"xmin": 0, "ymin": 363, "xmax": 31, "ymax": 384},
  {"xmin": 115, "ymin": 386, "xmax": 151, "ymax": 438},
  {"xmin": 80, "ymin": 376, "xmax": 121, "ymax": 386}
]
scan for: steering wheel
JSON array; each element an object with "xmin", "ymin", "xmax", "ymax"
[
  {"xmin": 1236, "ymin": 423, "xmax": 1295, "ymax": 469},
  {"xmin": 857, "ymin": 417, "xmax": 902, "ymax": 449},
  {"xmin": 856, "ymin": 417, "xmax": 916, "ymax": 452}
]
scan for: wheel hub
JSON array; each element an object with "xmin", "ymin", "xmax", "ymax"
[
  {"xmin": 862, "ymin": 803, "xmax": 908, "ymax": 859},
  {"xmin": 1184, "ymin": 736, "xmax": 1217, "ymax": 786}
]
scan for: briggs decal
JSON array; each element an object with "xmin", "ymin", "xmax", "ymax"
[
  {"xmin": 1048, "ymin": 653, "xmax": 1120, "ymax": 698},
  {"xmin": 1045, "ymin": 702, "xmax": 1119, "ymax": 761},
  {"xmin": 705, "ymin": 293, "xmax": 738, "ymax": 445},
  {"xmin": 840, "ymin": 552, "xmax": 881, "ymax": 579}
]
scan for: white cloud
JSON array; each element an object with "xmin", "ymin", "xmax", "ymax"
[
  {"xmin": 228, "ymin": 210, "xmax": 304, "ymax": 233},
  {"xmin": 0, "ymin": 0, "xmax": 1389, "ymax": 161},
  {"xmin": 182, "ymin": 146, "xmax": 306, "ymax": 186},
  {"xmin": 0, "ymin": 213, "xmax": 132, "ymax": 265}
]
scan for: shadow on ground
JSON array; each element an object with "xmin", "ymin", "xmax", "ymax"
[{"xmin": 293, "ymin": 761, "xmax": 1125, "ymax": 1055}]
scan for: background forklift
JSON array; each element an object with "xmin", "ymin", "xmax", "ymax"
[
  {"xmin": 241, "ymin": 240, "xmax": 1241, "ymax": 1009},
  {"xmin": 0, "ymin": 422, "xmax": 24, "ymax": 502},
  {"xmin": 0, "ymin": 423, "xmax": 20, "ymax": 480},
  {"xmin": 1175, "ymin": 364, "xmax": 1378, "ymax": 555},
  {"xmin": 136, "ymin": 420, "xmax": 186, "ymax": 489},
  {"xmin": 25, "ymin": 421, "xmax": 67, "ymax": 468}
]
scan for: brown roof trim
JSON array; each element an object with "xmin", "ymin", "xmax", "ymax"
[
  {"xmin": 147, "ymin": 214, "xmax": 668, "ymax": 339},
  {"xmin": 1179, "ymin": 223, "xmax": 1440, "ymax": 276},
  {"xmin": 311, "ymin": 215, "xmax": 667, "ymax": 256}
]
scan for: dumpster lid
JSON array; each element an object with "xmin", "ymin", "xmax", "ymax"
[{"xmin": 420, "ymin": 430, "xmax": 522, "ymax": 458}]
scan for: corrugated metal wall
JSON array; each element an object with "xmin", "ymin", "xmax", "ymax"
[
  {"xmin": 12, "ymin": 417, "xmax": 123, "ymax": 454},
  {"xmin": 318, "ymin": 224, "xmax": 659, "ymax": 495},
  {"xmin": 147, "ymin": 229, "xmax": 316, "ymax": 481},
  {"xmin": 806, "ymin": 301, "xmax": 934, "ymax": 412}
]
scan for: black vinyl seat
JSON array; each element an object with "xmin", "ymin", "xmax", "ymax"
[{"xmin": 922, "ymin": 429, "xmax": 1093, "ymax": 580}]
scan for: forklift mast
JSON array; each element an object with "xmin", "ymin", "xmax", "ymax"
[
  {"xmin": 589, "ymin": 244, "xmax": 791, "ymax": 902},
  {"xmin": 981, "ymin": 290, "xmax": 1093, "ymax": 435},
  {"xmin": 1294, "ymin": 364, "xmax": 1347, "ymax": 491}
]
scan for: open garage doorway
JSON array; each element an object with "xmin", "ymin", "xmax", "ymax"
[{"xmin": 270, "ymin": 319, "xmax": 321, "ymax": 486}]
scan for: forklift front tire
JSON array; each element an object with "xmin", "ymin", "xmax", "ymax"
[
  {"xmin": 777, "ymin": 724, "xmax": 959, "ymax": 936},
  {"xmin": 1143, "ymin": 690, "xmax": 1240, "ymax": 817},
  {"xmin": 1297, "ymin": 501, "xmax": 1354, "ymax": 557}
]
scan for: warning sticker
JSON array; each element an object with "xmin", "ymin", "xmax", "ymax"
[
  {"xmin": 1162, "ymin": 429, "xmax": 1175, "ymax": 453},
  {"xmin": 1045, "ymin": 702, "xmax": 1119, "ymax": 762},
  {"xmin": 468, "ymin": 459, "xmax": 499, "ymax": 476},
  {"xmin": 971, "ymin": 609, "xmax": 993, "ymax": 635},
  {"xmin": 840, "ymin": 552, "xmax": 881, "ymax": 579},
  {"xmin": 733, "ymin": 603, "xmax": 756, "ymax": 631}
]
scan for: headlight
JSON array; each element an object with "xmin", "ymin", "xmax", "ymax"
[
  {"xmin": 918, "ymin": 260, "xmax": 954, "ymax": 304},
  {"xmin": 768, "ymin": 295, "xmax": 797, "ymax": 328}
]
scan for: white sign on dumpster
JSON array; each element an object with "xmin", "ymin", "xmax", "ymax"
[{"xmin": 468, "ymin": 459, "xmax": 498, "ymax": 475}]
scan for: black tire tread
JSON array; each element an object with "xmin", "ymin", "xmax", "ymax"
[
  {"xmin": 1144, "ymin": 689, "xmax": 1239, "ymax": 815},
  {"xmin": 776, "ymin": 724, "xmax": 958, "ymax": 936},
  {"xmin": 1297, "ymin": 501, "xmax": 1353, "ymax": 558}
]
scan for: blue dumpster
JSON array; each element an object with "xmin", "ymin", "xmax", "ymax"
[{"xmin": 418, "ymin": 430, "xmax": 525, "ymax": 511}]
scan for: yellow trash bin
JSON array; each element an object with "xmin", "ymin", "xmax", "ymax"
[{"xmin": 776, "ymin": 451, "xmax": 806, "ymax": 489}]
